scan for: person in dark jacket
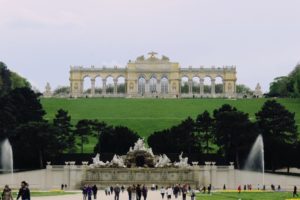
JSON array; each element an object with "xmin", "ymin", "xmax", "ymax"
[
  {"xmin": 17, "ymin": 181, "xmax": 30, "ymax": 200},
  {"xmin": 136, "ymin": 184, "xmax": 142, "ymax": 200},
  {"xmin": 293, "ymin": 186, "xmax": 298, "ymax": 197},
  {"xmin": 142, "ymin": 185, "xmax": 148, "ymax": 200},
  {"xmin": 114, "ymin": 184, "xmax": 121, "ymax": 200},
  {"xmin": 92, "ymin": 185, "xmax": 98, "ymax": 199}
]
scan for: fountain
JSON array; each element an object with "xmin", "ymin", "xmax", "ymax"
[
  {"xmin": 243, "ymin": 134, "xmax": 265, "ymax": 185},
  {"xmin": 0, "ymin": 139, "xmax": 14, "ymax": 186}
]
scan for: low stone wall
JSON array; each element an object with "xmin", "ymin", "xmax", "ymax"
[{"xmin": 1, "ymin": 164, "xmax": 300, "ymax": 190}]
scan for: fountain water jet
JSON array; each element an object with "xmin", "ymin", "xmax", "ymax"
[
  {"xmin": 243, "ymin": 134, "xmax": 265, "ymax": 186},
  {"xmin": 1, "ymin": 139, "xmax": 14, "ymax": 185}
]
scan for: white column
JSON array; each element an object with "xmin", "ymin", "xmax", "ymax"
[
  {"xmin": 113, "ymin": 79, "xmax": 118, "ymax": 94},
  {"xmin": 188, "ymin": 79, "xmax": 193, "ymax": 94},
  {"xmin": 102, "ymin": 79, "xmax": 107, "ymax": 95},
  {"xmin": 91, "ymin": 79, "xmax": 95, "ymax": 96},
  {"xmin": 211, "ymin": 78, "xmax": 216, "ymax": 96},
  {"xmin": 145, "ymin": 80, "xmax": 149, "ymax": 95},
  {"xmin": 200, "ymin": 78, "xmax": 204, "ymax": 95},
  {"xmin": 157, "ymin": 79, "xmax": 161, "ymax": 94}
]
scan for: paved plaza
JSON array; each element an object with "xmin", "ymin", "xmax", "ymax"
[{"xmin": 35, "ymin": 190, "xmax": 176, "ymax": 200}]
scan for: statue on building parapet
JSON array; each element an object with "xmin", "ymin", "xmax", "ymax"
[
  {"xmin": 136, "ymin": 55, "xmax": 145, "ymax": 61},
  {"xmin": 43, "ymin": 82, "xmax": 52, "ymax": 98},
  {"xmin": 161, "ymin": 55, "xmax": 170, "ymax": 61},
  {"xmin": 253, "ymin": 83, "xmax": 263, "ymax": 98}
]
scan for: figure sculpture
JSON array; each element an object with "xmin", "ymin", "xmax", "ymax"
[
  {"xmin": 174, "ymin": 152, "xmax": 189, "ymax": 168},
  {"xmin": 110, "ymin": 154, "xmax": 126, "ymax": 167},
  {"xmin": 155, "ymin": 154, "xmax": 171, "ymax": 167}
]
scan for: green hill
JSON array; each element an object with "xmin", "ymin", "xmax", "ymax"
[{"xmin": 42, "ymin": 98, "xmax": 300, "ymax": 137}]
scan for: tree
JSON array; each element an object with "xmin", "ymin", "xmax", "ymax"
[
  {"xmin": 268, "ymin": 64, "xmax": 300, "ymax": 97},
  {"xmin": 0, "ymin": 87, "xmax": 45, "ymax": 139},
  {"xmin": 13, "ymin": 121, "xmax": 61, "ymax": 168},
  {"xmin": 74, "ymin": 119, "xmax": 94, "ymax": 153},
  {"xmin": 236, "ymin": 84, "xmax": 252, "ymax": 94},
  {"xmin": 212, "ymin": 104, "xmax": 258, "ymax": 168},
  {"xmin": 94, "ymin": 125, "xmax": 140, "ymax": 155},
  {"xmin": 9, "ymin": 71, "xmax": 31, "ymax": 89},
  {"xmin": 53, "ymin": 109, "xmax": 75, "ymax": 152},
  {"xmin": 53, "ymin": 86, "xmax": 70, "ymax": 96},
  {"xmin": 195, "ymin": 111, "xmax": 213, "ymax": 154},
  {"xmin": 148, "ymin": 117, "xmax": 201, "ymax": 156},
  {"xmin": 0, "ymin": 62, "xmax": 12, "ymax": 96},
  {"xmin": 256, "ymin": 100, "xmax": 298, "ymax": 170}
]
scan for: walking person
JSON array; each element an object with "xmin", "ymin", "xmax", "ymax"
[
  {"xmin": 167, "ymin": 186, "xmax": 173, "ymax": 200},
  {"xmin": 114, "ymin": 184, "xmax": 121, "ymax": 200},
  {"xmin": 132, "ymin": 185, "xmax": 136, "ymax": 200},
  {"xmin": 136, "ymin": 184, "xmax": 142, "ymax": 200},
  {"xmin": 142, "ymin": 185, "xmax": 148, "ymax": 200},
  {"xmin": 127, "ymin": 185, "xmax": 132, "ymax": 200},
  {"xmin": 182, "ymin": 185, "xmax": 187, "ymax": 200},
  {"xmin": 86, "ymin": 185, "xmax": 92, "ymax": 200},
  {"xmin": 82, "ymin": 185, "xmax": 87, "ymax": 200},
  {"xmin": 2, "ymin": 185, "xmax": 13, "ymax": 200},
  {"xmin": 293, "ymin": 186, "xmax": 298, "ymax": 197},
  {"xmin": 92, "ymin": 185, "xmax": 98, "ymax": 200},
  {"xmin": 160, "ymin": 187, "xmax": 166, "ymax": 199},
  {"xmin": 207, "ymin": 184, "xmax": 211, "ymax": 194},
  {"xmin": 190, "ymin": 188, "xmax": 196, "ymax": 200},
  {"xmin": 17, "ymin": 181, "xmax": 30, "ymax": 200}
]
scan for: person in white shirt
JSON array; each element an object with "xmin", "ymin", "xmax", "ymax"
[
  {"xmin": 167, "ymin": 186, "xmax": 173, "ymax": 199},
  {"xmin": 160, "ymin": 187, "xmax": 166, "ymax": 199}
]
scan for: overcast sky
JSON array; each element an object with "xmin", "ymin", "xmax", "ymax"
[{"xmin": 1, "ymin": 0, "xmax": 300, "ymax": 92}]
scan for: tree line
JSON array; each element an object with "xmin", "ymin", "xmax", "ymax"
[
  {"xmin": 268, "ymin": 64, "xmax": 300, "ymax": 97},
  {"xmin": 148, "ymin": 101, "xmax": 299, "ymax": 171}
]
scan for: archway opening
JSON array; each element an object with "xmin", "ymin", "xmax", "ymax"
[
  {"xmin": 149, "ymin": 77, "xmax": 157, "ymax": 94},
  {"xmin": 181, "ymin": 77, "xmax": 189, "ymax": 94},
  {"xmin": 135, "ymin": 155, "xmax": 145, "ymax": 167},
  {"xmin": 83, "ymin": 76, "xmax": 91, "ymax": 95},
  {"xmin": 95, "ymin": 76, "xmax": 103, "ymax": 94},
  {"xmin": 117, "ymin": 76, "xmax": 125, "ymax": 93},
  {"xmin": 192, "ymin": 77, "xmax": 200, "ymax": 93},
  {"xmin": 138, "ymin": 77, "xmax": 146, "ymax": 95},
  {"xmin": 106, "ymin": 76, "xmax": 114, "ymax": 94},
  {"xmin": 161, "ymin": 77, "xmax": 169, "ymax": 94},
  {"xmin": 203, "ymin": 77, "xmax": 212, "ymax": 94},
  {"xmin": 215, "ymin": 76, "xmax": 223, "ymax": 94}
]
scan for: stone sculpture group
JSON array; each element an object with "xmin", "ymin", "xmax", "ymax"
[{"xmin": 90, "ymin": 139, "xmax": 190, "ymax": 168}]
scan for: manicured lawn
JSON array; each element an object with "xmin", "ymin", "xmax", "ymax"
[
  {"xmin": 12, "ymin": 191, "xmax": 77, "ymax": 197},
  {"xmin": 41, "ymin": 98, "xmax": 300, "ymax": 152},
  {"xmin": 196, "ymin": 191, "xmax": 295, "ymax": 200}
]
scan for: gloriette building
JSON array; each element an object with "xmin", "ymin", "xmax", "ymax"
[{"xmin": 69, "ymin": 52, "xmax": 237, "ymax": 98}]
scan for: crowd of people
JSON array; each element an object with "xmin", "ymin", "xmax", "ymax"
[
  {"xmin": 1, "ymin": 181, "xmax": 299, "ymax": 200},
  {"xmin": 92, "ymin": 184, "xmax": 196, "ymax": 200}
]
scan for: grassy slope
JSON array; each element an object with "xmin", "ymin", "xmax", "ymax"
[
  {"xmin": 196, "ymin": 192, "xmax": 293, "ymax": 200},
  {"xmin": 42, "ymin": 98, "xmax": 300, "ymax": 152}
]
